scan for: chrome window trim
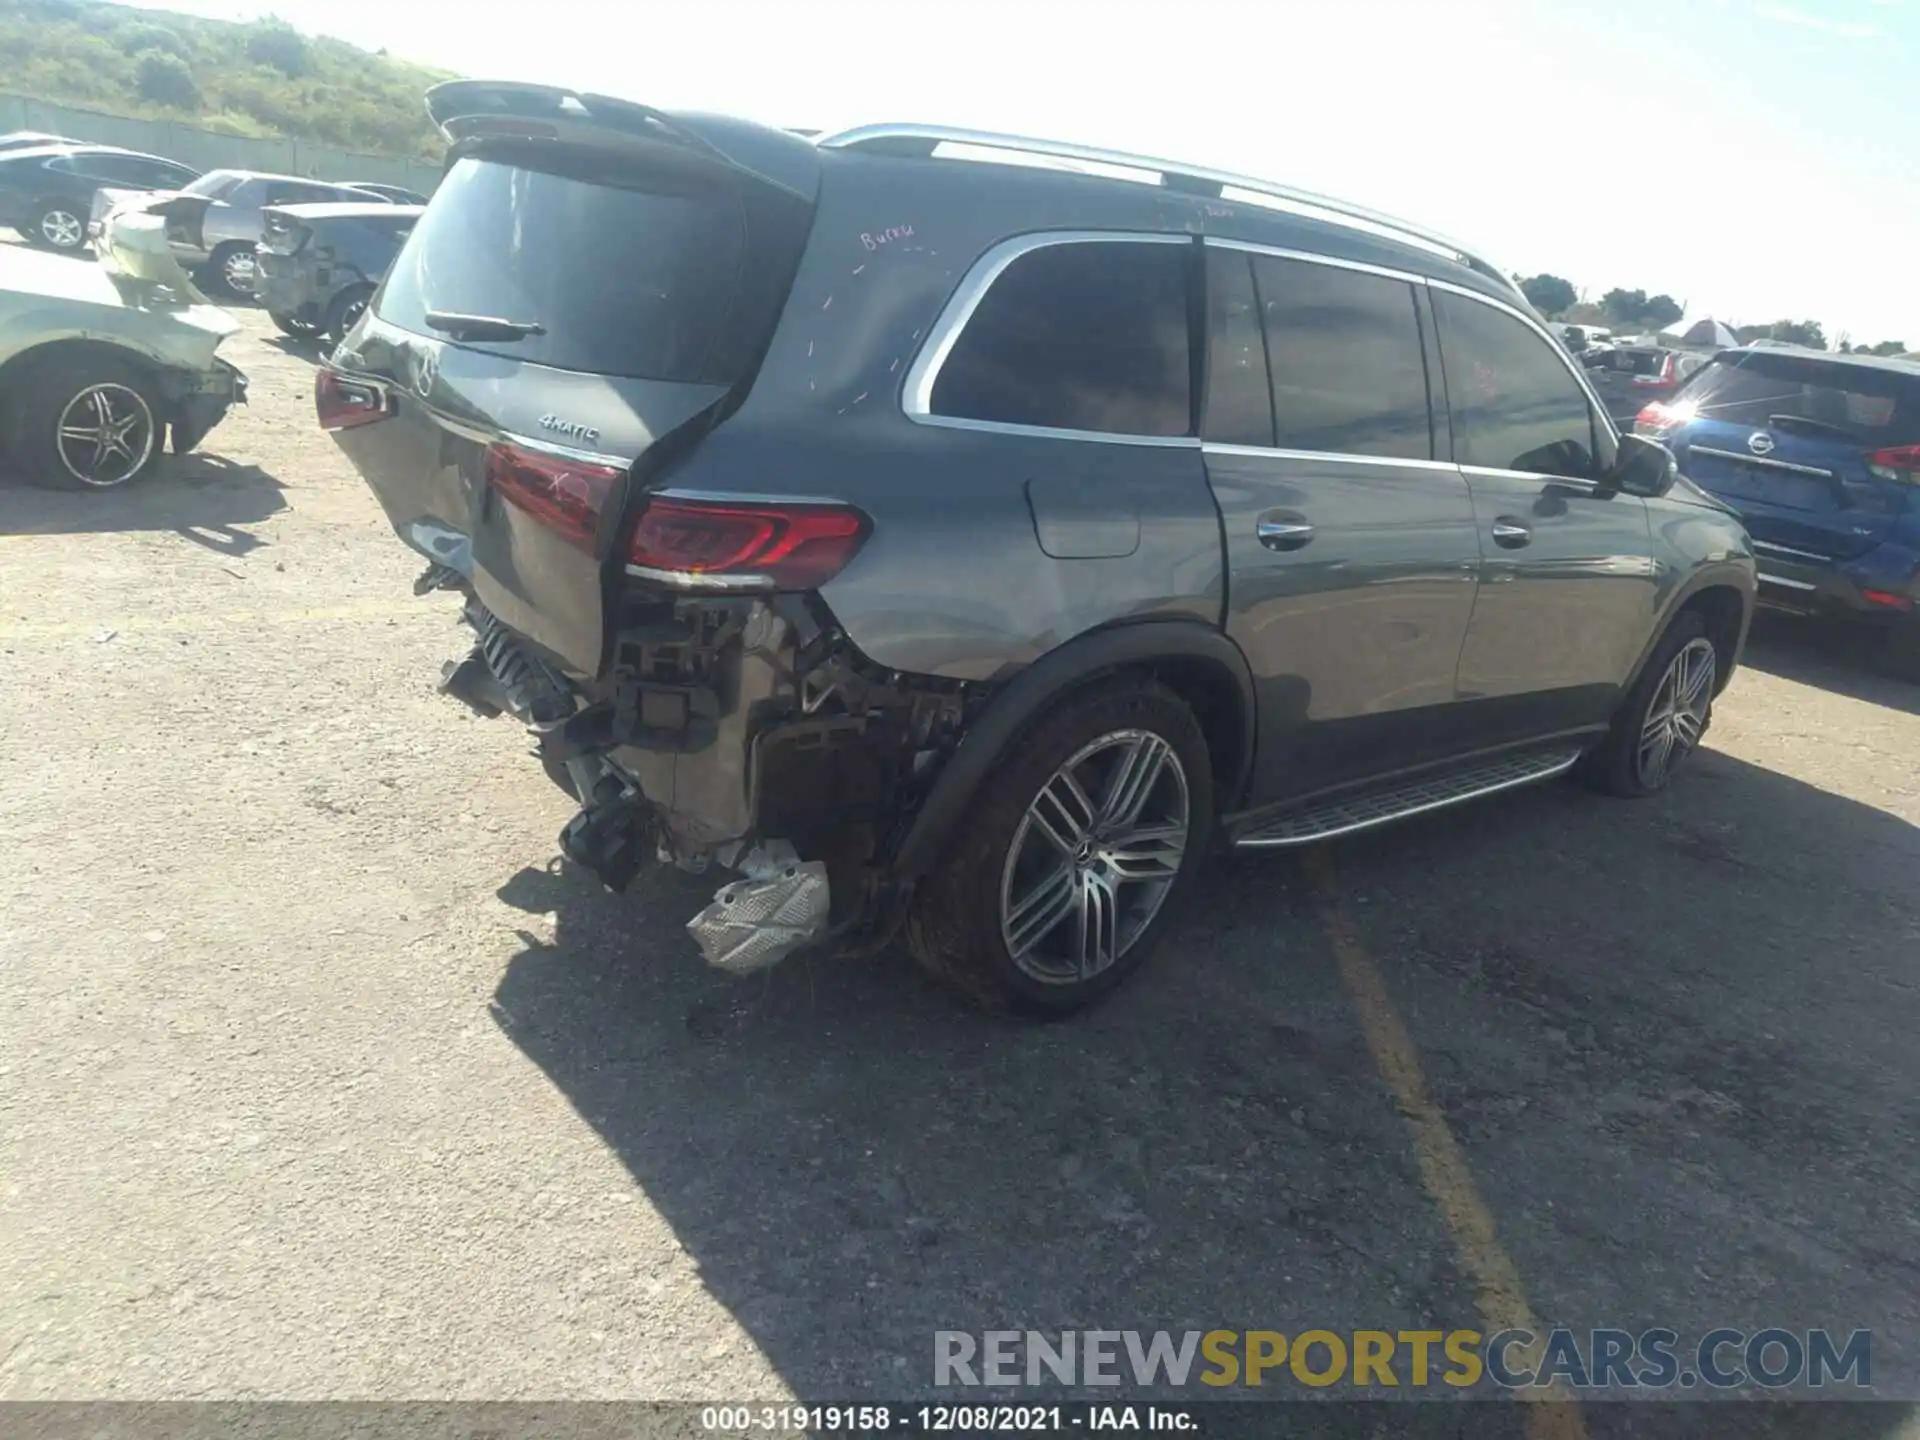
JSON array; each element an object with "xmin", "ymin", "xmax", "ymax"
[
  {"xmin": 1688, "ymin": 445, "xmax": 1836, "ymax": 480},
  {"xmin": 1425, "ymin": 276, "xmax": 1623, "ymax": 449},
  {"xmin": 1460, "ymin": 463, "xmax": 1600, "ymax": 492},
  {"xmin": 1751, "ymin": 538, "xmax": 1832, "ymax": 563},
  {"xmin": 914, "ymin": 413, "xmax": 1203, "ymax": 448},
  {"xmin": 901, "ymin": 230, "xmax": 1197, "ymax": 445},
  {"xmin": 1204, "ymin": 442, "xmax": 1458, "ymax": 473},
  {"xmin": 1758, "ymin": 572, "xmax": 1818, "ymax": 591},
  {"xmin": 1204, "ymin": 238, "xmax": 1427, "ymax": 287}
]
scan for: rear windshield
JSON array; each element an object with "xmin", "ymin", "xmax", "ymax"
[
  {"xmin": 1585, "ymin": 349, "xmax": 1668, "ymax": 377},
  {"xmin": 375, "ymin": 154, "xmax": 809, "ymax": 383},
  {"xmin": 1679, "ymin": 352, "xmax": 1920, "ymax": 445}
]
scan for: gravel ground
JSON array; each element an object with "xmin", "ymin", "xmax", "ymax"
[{"xmin": 2, "ymin": 296, "xmax": 1918, "ymax": 1427}]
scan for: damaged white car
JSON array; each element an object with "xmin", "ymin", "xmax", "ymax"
[{"xmin": 0, "ymin": 210, "xmax": 246, "ymax": 489}]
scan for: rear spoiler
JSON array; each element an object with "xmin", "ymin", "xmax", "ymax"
[{"xmin": 424, "ymin": 81, "xmax": 820, "ymax": 201}]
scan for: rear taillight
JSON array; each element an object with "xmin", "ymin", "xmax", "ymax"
[
  {"xmin": 1636, "ymin": 400, "xmax": 1679, "ymax": 435},
  {"xmin": 627, "ymin": 496, "xmax": 868, "ymax": 591},
  {"xmin": 314, "ymin": 366, "xmax": 391, "ymax": 430},
  {"xmin": 1867, "ymin": 445, "xmax": 1920, "ymax": 483},
  {"xmin": 485, "ymin": 441, "xmax": 624, "ymax": 552}
]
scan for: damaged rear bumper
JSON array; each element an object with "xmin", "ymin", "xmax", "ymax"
[{"xmin": 424, "ymin": 568, "xmax": 964, "ymax": 974}]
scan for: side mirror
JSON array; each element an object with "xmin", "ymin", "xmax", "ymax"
[{"xmin": 1607, "ymin": 433, "xmax": 1677, "ymax": 497}]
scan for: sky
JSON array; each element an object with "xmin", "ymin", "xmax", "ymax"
[{"xmin": 133, "ymin": 0, "xmax": 1919, "ymax": 344}]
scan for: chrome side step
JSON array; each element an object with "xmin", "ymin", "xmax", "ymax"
[{"xmin": 1232, "ymin": 746, "xmax": 1585, "ymax": 849}]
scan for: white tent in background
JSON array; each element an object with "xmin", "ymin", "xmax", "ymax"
[{"xmin": 1662, "ymin": 316, "xmax": 1740, "ymax": 349}]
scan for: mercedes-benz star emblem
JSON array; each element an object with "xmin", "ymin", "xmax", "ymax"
[{"xmin": 414, "ymin": 344, "xmax": 440, "ymax": 399}]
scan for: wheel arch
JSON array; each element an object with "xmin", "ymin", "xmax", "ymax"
[
  {"xmin": 0, "ymin": 338, "xmax": 169, "ymax": 410},
  {"xmin": 1625, "ymin": 566, "xmax": 1755, "ymax": 701},
  {"xmin": 890, "ymin": 620, "xmax": 1256, "ymax": 878}
]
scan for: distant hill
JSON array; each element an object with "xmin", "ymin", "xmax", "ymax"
[{"xmin": 0, "ymin": 0, "xmax": 452, "ymax": 159}]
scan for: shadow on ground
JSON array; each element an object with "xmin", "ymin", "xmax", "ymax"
[
  {"xmin": 0, "ymin": 452, "xmax": 286, "ymax": 555},
  {"xmin": 488, "ymin": 744, "xmax": 1920, "ymax": 1416},
  {"xmin": 1741, "ymin": 610, "xmax": 1920, "ymax": 715}
]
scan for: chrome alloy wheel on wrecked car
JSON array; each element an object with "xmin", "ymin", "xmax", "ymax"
[
  {"xmin": 223, "ymin": 249, "xmax": 256, "ymax": 294},
  {"xmin": 56, "ymin": 383, "xmax": 156, "ymax": 487},
  {"xmin": 999, "ymin": 729, "xmax": 1191, "ymax": 985},
  {"xmin": 1637, "ymin": 636, "xmax": 1716, "ymax": 787},
  {"xmin": 39, "ymin": 207, "xmax": 84, "ymax": 249}
]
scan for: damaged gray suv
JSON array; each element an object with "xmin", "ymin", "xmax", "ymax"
[{"xmin": 321, "ymin": 82, "xmax": 1757, "ymax": 1013}]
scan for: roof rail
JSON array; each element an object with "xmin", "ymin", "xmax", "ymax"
[{"xmin": 813, "ymin": 123, "xmax": 1510, "ymax": 286}]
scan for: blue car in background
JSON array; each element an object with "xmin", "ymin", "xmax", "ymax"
[{"xmin": 1637, "ymin": 348, "xmax": 1920, "ymax": 674}]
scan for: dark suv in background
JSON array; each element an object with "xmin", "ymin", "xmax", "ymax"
[
  {"xmin": 321, "ymin": 83, "xmax": 1755, "ymax": 1013},
  {"xmin": 1638, "ymin": 348, "xmax": 1920, "ymax": 668}
]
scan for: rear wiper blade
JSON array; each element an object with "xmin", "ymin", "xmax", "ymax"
[
  {"xmin": 424, "ymin": 309, "xmax": 546, "ymax": 341},
  {"xmin": 1766, "ymin": 413, "xmax": 1859, "ymax": 442}
]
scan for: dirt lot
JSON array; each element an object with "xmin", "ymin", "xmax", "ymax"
[{"xmin": 3, "ymin": 301, "xmax": 1919, "ymax": 1427}]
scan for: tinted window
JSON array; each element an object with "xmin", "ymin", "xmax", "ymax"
[
  {"xmin": 184, "ymin": 172, "xmax": 243, "ymax": 200},
  {"xmin": 1678, "ymin": 352, "xmax": 1920, "ymax": 446},
  {"xmin": 1202, "ymin": 248, "xmax": 1273, "ymax": 446},
  {"xmin": 265, "ymin": 181, "xmax": 344, "ymax": 205},
  {"xmin": 1253, "ymin": 255, "xmax": 1431, "ymax": 459},
  {"xmin": 930, "ymin": 241, "xmax": 1192, "ymax": 437},
  {"xmin": 376, "ymin": 154, "xmax": 810, "ymax": 384},
  {"xmin": 1434, "ymin": 290, "xmax": 1598, "ymax": 477}
]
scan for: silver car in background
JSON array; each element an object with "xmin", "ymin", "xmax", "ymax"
[{"xmin": 91, "ymin": 170, "xmax": 393, "ymax": 296}]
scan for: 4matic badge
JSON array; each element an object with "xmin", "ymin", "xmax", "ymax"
[{"xmin": 539, "ymin": 413, "xmax": 602, "ymax": 444}]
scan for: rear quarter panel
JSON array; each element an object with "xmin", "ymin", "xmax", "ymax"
[{"xmin": 664, "ymin": 155, "xmax": 1227, "ymax": 683}]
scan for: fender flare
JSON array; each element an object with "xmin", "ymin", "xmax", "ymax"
[
  {"xmin": 1623, "ymin": 561, "xmax": 1757, "ymax": 696},
  {"xmin": 889, "ymin": 621, "xmax": 1257, "ymax": 878}
]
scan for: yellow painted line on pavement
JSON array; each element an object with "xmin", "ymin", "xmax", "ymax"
[
  {"xmin": 1308, "ymin": 848, "xmax": 1587, "ymax": 1440},
  {"xmin": 0, "ymin": 600, "xmax": 440, "ymax": 640}
]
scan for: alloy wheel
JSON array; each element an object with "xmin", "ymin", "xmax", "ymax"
[
  {"xmin": 1637, "ymin": 637, "xmax": 1716, "ymax": 787},
  {"xmin": 999, "ymin": 729, "xmax": 1190, "ymax": 985},
  {"xmin": 56, "ymin": 383, "xmax": 156, "ymax": 487},
  {"xmin": 223, "ymin": 249, "xmax": 256, "ymax": 294},
  {"xmin": 40, "ymin": 208, "xmax": 83, "ymax": 249}
]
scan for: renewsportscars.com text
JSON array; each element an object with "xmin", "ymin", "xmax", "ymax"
[{"xmin": 934, "ymin": 1328, "xmax": 1871, "ymax": 1391}]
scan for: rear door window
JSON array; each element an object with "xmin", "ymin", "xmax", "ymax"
[
  {"xmin": 376, "ymin": 153, "xmax": 808, "ymax": 384},
  {"xmin": 930, "ymin": 240, "xmax": 1193, "ymax": 437},
  {"xmin": 1251, "ymin": 254, "xmax": 1432, "ymax": 460},
  {"xmin": 1434, "ymin": 290, "xmax": 1601, "ymax": 478},
  {"xmin": 1678, "ymin": 353, "xmax": 1920, "ymax": 445}
]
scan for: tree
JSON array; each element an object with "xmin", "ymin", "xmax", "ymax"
[
  {"xmin": 1643, "ymin": 294, "xmax": 1684, "ymax": 328},
  {"xmin": 1518, "ymin": 274, "xmax": 1577, "ymax": 317},
  {"xmin": 1600, "ymin": 288, "xmax": 1649, "ymax": 326},
  {"xmin": 135, "ymin": 50, "xmax": 200, "ymax": 109},
  {"xmin": 246, "ymin": 18, "xmax": 310, "ymax": 77},
  {"xmin": 119, "ymin": 22, "xmax": 186, "ymax": 57},
  {"xmin": 1867, "ymin": 340, "xmax": 1907, "ymax": 357},
  {"xmin": 1735, "ymin": 320, "xmax": 1828, "ymax": 349}
]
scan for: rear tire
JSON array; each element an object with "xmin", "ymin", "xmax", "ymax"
[
  {"xmin": 907, "ymin": 678, "xmax": 1213, "ymax": 1015},
  {"xmin": 269, "ymin": 311, "xmax": 319, "ymax": 338},
  {"xmin": 322, "ymin": 284, "xmax": 374, "ymax": 343},
  {"xmin": 3, "ymin": 353, "xmax": 163, "ymax": 491},
  {"xmin": 205, "ymin": 243, "xmax": 255, "ymax": 298},
  {"xmin": 1579, "ymin": 611, "xmax": 1717, "ymax": 797}
]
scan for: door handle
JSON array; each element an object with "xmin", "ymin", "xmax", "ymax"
[
  {"xmin": 1491, "ymin": 518, "xmax": 1532, "ymax": 549},
  {"xmin": 1257, "ymin": 518, "xmax": 1315, "ymax": 551}
]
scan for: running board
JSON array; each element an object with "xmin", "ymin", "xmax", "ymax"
[{"xmin": 1232, "ymin": 746, "xmax": 1585, "ymax": 849}]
